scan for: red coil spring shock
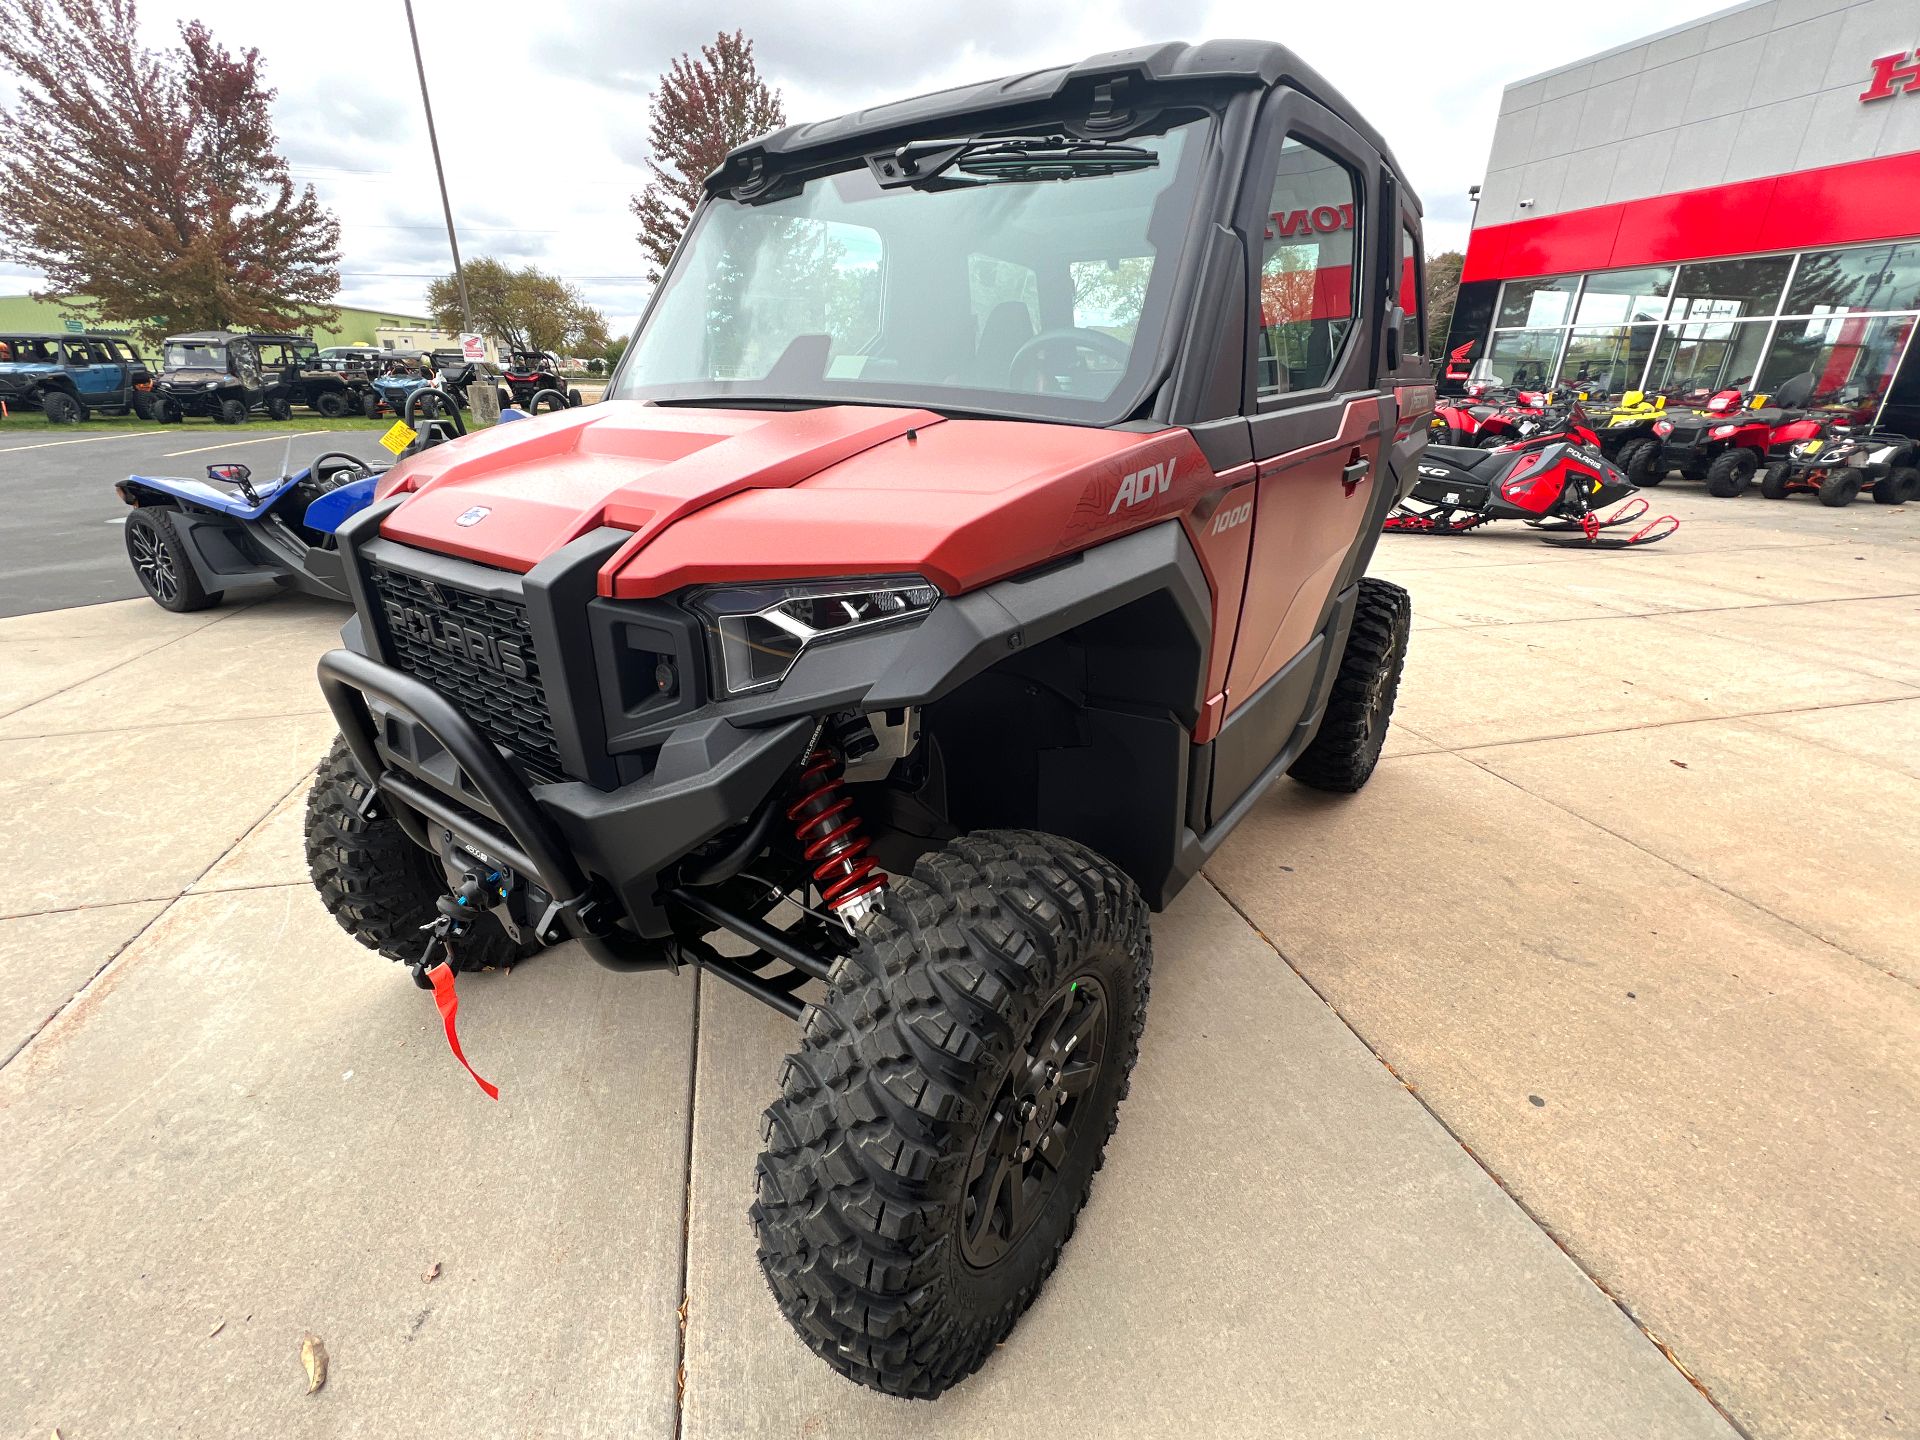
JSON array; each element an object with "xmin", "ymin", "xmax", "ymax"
[{"xmin": 786, "ymin": 744, "xmax": 887, "ymax": 918}]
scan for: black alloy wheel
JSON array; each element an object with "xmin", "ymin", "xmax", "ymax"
[
  {"xmin": 960, "ymin": 976, "xmax": 1109, "ymax": 1268},
  {"xmin": 124, "ymin": 508, "xmax": 221, "ymax": 612}
]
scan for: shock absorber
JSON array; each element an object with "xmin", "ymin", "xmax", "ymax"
[{"xmin": 785, "ymin": 743, "xmax": 887, "ymax": 924}]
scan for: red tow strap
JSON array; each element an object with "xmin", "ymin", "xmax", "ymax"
[{"xmin": 426, "ymin": 961, "xmax": 499, "ymax": 1100}]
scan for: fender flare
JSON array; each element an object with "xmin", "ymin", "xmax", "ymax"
[{"xmin": 863, "ymin": 520, "xmax": 1213, "ymax": 723}]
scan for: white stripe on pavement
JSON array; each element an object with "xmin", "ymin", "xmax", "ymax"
[
  {"xmin": 0, "ymin": 430, "xmax": 167, "ymax": 453},
  {"xmin": 162, "ymin": 430, "xmax": 329, "ymax": 457}
]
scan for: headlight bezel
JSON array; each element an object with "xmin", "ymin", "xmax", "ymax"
[{"xmin": 687, "ymin": 575, "xmax": 941, "ymax": 697}]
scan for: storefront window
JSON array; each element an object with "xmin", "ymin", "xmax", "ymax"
[
  {"xmin": 1573, "ymin": 267, "xmax": 1674, "ymax": 326},
  {"xmin": 1481, "ymin": 328, "xmax": 1561, "ymax": 388},
  {"xmin": 1784, "ymin": 242, "xmax": 1920, "ymax": 316},
  {"xmin": 1556, "ymin": 326, "xmax": 1657, "ymax": 397},
  {"xmin": 1496, "ymin": 276, "xmax": 1577, "ymax": 329},
  {"xmin": 1668, "ymin": 256, "xmax": 1792, "ymax": 322},
  {"xmin": 1645, "ymin": 320, "xmax": 1770, "ymax": 399},
  {"xmin": 1759, "ymin": 313, "xmax": 1915, "ymax": 408}
]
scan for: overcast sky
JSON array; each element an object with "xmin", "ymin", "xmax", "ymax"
[{"xmin": 1, "ymin": 0, "xmax": 1736, "ymax": 333}]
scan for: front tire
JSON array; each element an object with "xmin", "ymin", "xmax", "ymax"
[
  {"xmin": 41, "ymin": 390, "xmax": 83, "ymax": 424},
  {"xmin": 313, "ymin": 390, "xmax": 349, "ymax": 418},
  {"xmin": 1705, "ymin": 447, "xmax": 1757, "ymax": 497},
  {"xmin": 1288, "ymin": 576, "xmax": 1411, "ymax": 794},
  {"xmin": 753, "ymin": 831, "xmax": 1150, "ymax": 1399},
  {"xmin": 1819, "ymin": 472, "xmax": 1862, "ymax": 507},
  {"xmin": 124, "ymin": 507, "xmax": 221, "ymax": 612},
  {"xmin": 304, "ymin": 738, "xmax": 533, "ymax": 971},
  {"xmin": 216, "ymin": 397, "xmax": 248, "ymax": 425},
  {"xmin": 1619, "ymin": 438, "xmax": 1664, "ymax": 485},
  {"xmin": 1760, "ymin": 460, "xmax": 1793, "ymax": 499}
]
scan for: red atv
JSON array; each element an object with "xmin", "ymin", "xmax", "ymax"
[
  {"xmin": 1430, "ymin": 379, "xmax": 1554, "ymax": 446},
  {"xmin": 300, "ymin": 42, "xmax": 1431, "ymax": 1399},
  {"xmin": 1632, "ymin": 372, "xmax": 1817, "ymax": 495},
  {"xmin": 1391, "ymin": 400, "xmax": 1676, "ymax": 548}
]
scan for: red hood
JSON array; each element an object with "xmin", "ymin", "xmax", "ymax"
[{"xmin": 377, "ymin": 401, "xmax": 1209, "ymax": 599}]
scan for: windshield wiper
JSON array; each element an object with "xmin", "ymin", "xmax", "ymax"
[{"xmin": 869, "ymin": 134, "xmax": 1157, "ymax": 188}]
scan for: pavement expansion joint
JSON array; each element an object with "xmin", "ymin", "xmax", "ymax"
[{"xmin": 1197, "ymin": 871, "xmax": 1757, "ymax": 1439}]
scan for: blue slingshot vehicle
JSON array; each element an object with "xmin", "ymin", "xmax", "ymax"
[
  {"xmin": 116, "ymin": 451, "xmax": 383, "ymax": 610},
  {"xmin": 115, "ymin": 399, "xmax": 525, "ymax": 610}
]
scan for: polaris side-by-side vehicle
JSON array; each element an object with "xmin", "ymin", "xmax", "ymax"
[
  {"xmin": 500, "ymin": 348, "xmax": 581, "ymax": 409},
  {"xmin": 0, "ymin": 331, "xmax": 154, "ymax": 422},
  {"xmin": 296, "ymin": 42, "xmax": 1432, "ymax": 1399}
]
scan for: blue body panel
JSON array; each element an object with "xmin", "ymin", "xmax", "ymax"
[
  {"xmin": 125, "ymin": 465, "xmax": 377, "ymax": 531},
  {"xmin": 302, "ymin": 476, "xmax": 376, "ymax": 533}
]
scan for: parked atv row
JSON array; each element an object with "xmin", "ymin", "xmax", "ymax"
[{"xmin": 1440, "ymin": 371, "xmax": 1910, "ymax": 506}]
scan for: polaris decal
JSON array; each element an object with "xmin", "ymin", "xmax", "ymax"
[
  {"xmin": 456, "ymin": 505, "xmax": 491, "ymax": 527},
  {"xmin": 384, "ymin": 603, "xmax": 530, "ymax": 678},
  {"xmin": 1109, "ymin": 459, "xmax": 1177, "ymax": 514},
  {"xmin": 1209, "ymin": 499, "xmax": 1252, "ymax": 535}
]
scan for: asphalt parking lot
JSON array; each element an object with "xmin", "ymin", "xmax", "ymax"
[
  {"xmin": 0, "ymin": 425, "xmax": 391, "ymax": 616},
  {"xmin": 0, "ymin": 486, "xmax": 1914, "ymax": 1439}
]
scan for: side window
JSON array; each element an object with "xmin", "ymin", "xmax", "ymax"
[
  {"xmin": 1259, "ymin": 137, "xmax": 1359, "ymax": 397},
  {"xmin": 1400, "ymin": 223, "xmax": 1424, "ymax": 355}
]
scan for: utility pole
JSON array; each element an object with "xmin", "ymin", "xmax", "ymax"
[{"xmin": 404, "ymin": 0, "xmax": 471, "ymax": 331}]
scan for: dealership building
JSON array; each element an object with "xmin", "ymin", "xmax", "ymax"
[{"xmin": 1446, "ymin": 0, "xmax": 1920, "ymax": 435}]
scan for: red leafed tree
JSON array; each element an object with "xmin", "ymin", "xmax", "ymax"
[
  {"xmin": 630, "ymin": 30, "xmax": 785, "ymax": 278},
  {"xmin": 0, "ymin": 0, "xmax": 340, "ymax": 338}
]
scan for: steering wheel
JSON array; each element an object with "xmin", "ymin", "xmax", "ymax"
[
  {"xmin": 1006, "ymin": 327, "xmax": 1131, "ymax": 394},
  {"xmin": 308, "ymin": 451, "xmax": 373, "ymax": 483}
]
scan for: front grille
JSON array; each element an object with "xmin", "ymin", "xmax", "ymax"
[
  {"xmin": 1667, "ymin": 427, "xmax": 1703, "ymax": 445},
  {"xmin": 366, "ymin": 564, "xmax": 564, "ymax": 782}
]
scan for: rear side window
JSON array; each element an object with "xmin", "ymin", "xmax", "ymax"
[
  {"xmin": 1400, "ymin": 224, "xmax": 1424, "ymax": 355},
  {"xmin": 1258, "ymin": 137, "xmax": 1359, "ymax": 396}
]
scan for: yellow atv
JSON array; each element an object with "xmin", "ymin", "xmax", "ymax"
[{"xmin": 1592, "ymin": 390, "xmax": 1669, "ymax": 479}]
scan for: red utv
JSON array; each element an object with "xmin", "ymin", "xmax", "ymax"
[
  {"xmin": 299, "ymin": 42, "xmax": 1431, "ymax": 1399},
  {"xmin": 1630, "ymin": 372, "xmax": 1817, "ymax": 495},
  {"xmin": 499, "ymin": 349, "xmax": 581, "ymax": 411}
]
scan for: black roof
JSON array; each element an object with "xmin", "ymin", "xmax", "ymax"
[
  {"xmin": 163, "ymin": 329, "xmax": 311, "ymax": 343},
  {"xmin": 0, "ymin": 329, "xmax": 133, "ymax": 342},
  {"xmin": 714, "ymin": 40, "xmax": 1406, "ymax": 193}
]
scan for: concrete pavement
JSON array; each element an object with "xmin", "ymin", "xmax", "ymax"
[{"xmin": 1, "ymin": 486, "xmax": 1914, "ymax": 1437}]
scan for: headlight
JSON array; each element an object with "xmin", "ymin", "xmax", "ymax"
[
  {"xmin": 690, "ymin": 577, "xmax": 940, "ymax": 695},
  {"xmin": 1709, "ymin": 424, "xmax": 1740, "ymax": 438}
]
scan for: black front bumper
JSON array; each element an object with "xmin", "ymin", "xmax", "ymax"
[
  {"xmin": 322, "ymin": 504, "xmax": 815, "ymax": 951},
  {"xmin": 318, "ymin": 646, "xmax": 813, "ymax": 958}
]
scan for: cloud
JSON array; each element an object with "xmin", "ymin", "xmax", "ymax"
[{"xmin": 4, "ymin": 0, "xmax": 1743, "ymax": 323}]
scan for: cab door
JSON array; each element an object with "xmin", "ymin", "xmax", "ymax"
[
  {"xmin": 63, "ymin": 339, "xmax": 123, "ymax": 404},
  {"xmin": 1209, "ymin": 92, "xmax": 1388, "ymax": 810}
]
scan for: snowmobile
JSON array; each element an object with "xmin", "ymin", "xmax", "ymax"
[{"xmin": 1388, "ymin": 403, "xmax": 1678, "ymax": 549}]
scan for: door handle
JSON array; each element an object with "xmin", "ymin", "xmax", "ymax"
[{"xmin": 1341, "ymin": 452, "xmax": 1371, "ymax": 495}]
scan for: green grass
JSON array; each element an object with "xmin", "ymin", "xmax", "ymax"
[{"xmin": 0, "ymin": 409, "xmax": 388, "ymax": 437}]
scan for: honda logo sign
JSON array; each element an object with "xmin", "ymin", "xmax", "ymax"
[{"xmin": 1860, "ymin": 49, "xmax": 1920, "ymax": 101}]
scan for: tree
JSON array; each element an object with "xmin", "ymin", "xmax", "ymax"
[
  {"xmin": 630, "ymin": 30, "xmax": 784, "ymax": 278},
  {"xmin": 0, "ymin": 0, "xmax": 340, "ymax": 338},
  {"xmin": 426, "ymin": 257, "xmax": 610, "ymax": 357},
  {"xmin": 1425, "ymin": 250, "xmax": 1465, "ymax": 354}
]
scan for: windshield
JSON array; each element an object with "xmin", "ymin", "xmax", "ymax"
[
  {"xmin": 611, "ymin": 115, "xmax": 1211, "ymax": 424},
  {"xmin": 165, "ymin": 341, "xmax": 225, "ymax": 370}
]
